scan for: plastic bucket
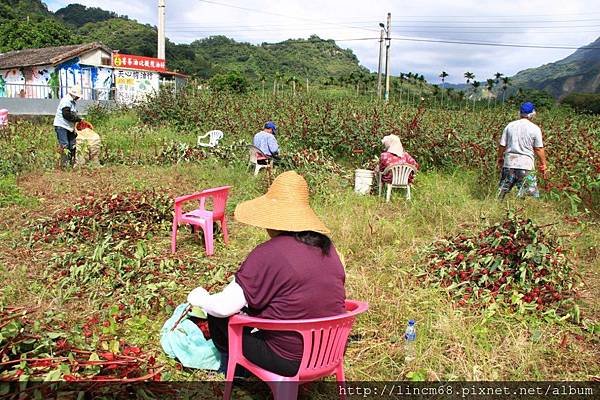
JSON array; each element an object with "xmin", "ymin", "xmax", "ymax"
[
  {"xmin": 0, "ymin": 109, "xmax": 8, "ymax": 126},
  {"xmin": 354, "ymin": 169, "xmax": 374, "ymax": 195}
]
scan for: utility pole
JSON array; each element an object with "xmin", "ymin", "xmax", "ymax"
[
  {"xmin": 376, "ymin": 28, "xmax": 384, "ymax": 99},
  {"xmin": 158, "ymin": 0, "xmax": 166, "ymax": 60},
  {"xmin": 384, "ymin": 12, "xmax": 391, "ymax": 102}
]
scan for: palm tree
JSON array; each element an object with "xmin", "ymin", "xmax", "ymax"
[
  {"xmin": 287, "ymin": 75, "xmax": 299, "ymax": 96},
  {"xmin": 486, "ymin": 78, "xmax": 495, "ymax": 108},
  {"xmin": 274, "ymin": 71, "xmax": 283, "ymax": 95},
  {"xmin": 258, "ymin": 73, "xmax": 266, "ymax": 96},
  {"xmin": 457, "ymin": 90, "xmax": 465, "ymax": 103},
  {"xmin": 494, "ymin": 72, "xmax": 503, "ymax": 84},
  {"xmin": 471, "ymin": 80, "xmax": 481, "ymax": 111},
  {"xmin": 501, "ymin": 76, "xmax": 510, "ymax": 103},
  {"xmin": 398, "ymin": 73, "xmax": 405, "ymax": 102},
  {"xmin": 439, "ymin": 71, "xmax": 449, "ymax": 106},
  {"xmin": 447, "ymin": 87, "xmax": 455, "ymax": 107},
  {"xmin": 464, "ymin": 71, "xmax": 475, "ymax": 85},
  {"xmin": 464, "ymin": 72, "xmax": 475, "ymax": 110}
]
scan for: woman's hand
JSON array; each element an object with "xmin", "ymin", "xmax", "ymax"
[{"xmin": 187, "ymin": 287, "xmax": 209, "ymax": 306}]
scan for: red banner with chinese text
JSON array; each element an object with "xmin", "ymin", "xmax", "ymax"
[{"xmin": 112, "ymin": 54, "xmax": 166, "ymax": 72}]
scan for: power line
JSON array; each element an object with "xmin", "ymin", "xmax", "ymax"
[
  {"xmin": 390, "ymin": 23, "xmax": 600, "ymax": 29},
  {"xmin": 170, "ymin": 18, "xmax": 600, "ymax": 26},
  {"xmin": 392, "ymin": 36, "xmax": 600, "ymax": 50},
  {"xmin": 163, "ymin": 34, "xmax": 600, "ymax": 50},
  {"xmin": 391, "ymin": 11, "xmax": 600, "ymax": 18},
  {"xmin": 166, "ymin": 25, "xmax": 600, "ymax": 33},
  {"xmin": 195, "ymin": 0, "xmax": 379, "ymax": 33},
  {"xmin": 393, "ymin": 18, "xmax": 600, "ymax": 23}
]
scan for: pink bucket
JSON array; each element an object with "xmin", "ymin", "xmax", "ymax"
[{"xmin": 0, "ymin": 109, "xmax": 8, "ymax": 126}]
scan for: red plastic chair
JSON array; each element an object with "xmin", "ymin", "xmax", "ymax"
[
  {"xmin": 171, "ymin": 186, "xmax": 231, "ymax": 255},
  {"xmin": 223, "ymin": 299, "xmax": 369, "ymax": 400}
]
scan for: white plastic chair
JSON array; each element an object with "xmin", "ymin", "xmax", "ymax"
[
  {"xmin": 379, "ymin": 164, "xmax": 416, "ymax": 202},
  {"xmin": 197, "ymin": 130, "xmax": 223, "ymax": 147},
  {"xmin": 247, "ymin": 145, "xmax": 273, "ymax": 177}
]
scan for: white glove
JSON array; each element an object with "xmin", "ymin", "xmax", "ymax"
[{"xmin": 187, "ymin": 286, "xmax": 209, "ymax": 306}]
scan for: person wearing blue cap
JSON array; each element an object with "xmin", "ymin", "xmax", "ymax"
[
  {"xmin": 497, "ymin": 102, "xmax": 547, "ymax": 199},
  {"xmin": 253, "ymin": 121, "xmax": 280, "ymax": 163}
]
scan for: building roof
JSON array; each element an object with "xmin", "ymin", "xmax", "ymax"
[
  {"xmin": 0, "ymin": 42, "xmax": 112, "ymax": 70},
  {"xmin": 160, "ymin": 70, "xmax": 189, "ymax": 79}
]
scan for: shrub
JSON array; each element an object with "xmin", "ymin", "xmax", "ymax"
[
  {"xmin": 209, "ymin": 71, "xmax": 249, "ymax": 94},
  {"xmin": 561, "ymin": 93, "xmax": 600, "ymax": 114}
]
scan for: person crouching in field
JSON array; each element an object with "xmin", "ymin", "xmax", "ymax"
[
  {"xmin": 53, "ymin": 88, "xmax": 83, "ymax": 168},
  {"xmin": 379, "ymin": 134, "xmax": 419, "ymax": 184},
  {"xmin": 497, "ymin": 102, "xmax": 547, "ymax": 200},
  {"xmin": 186, "ymin": 171, "xmax": 346, "ymax": 377}
]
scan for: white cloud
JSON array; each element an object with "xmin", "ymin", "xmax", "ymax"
[{"xmin": 45, "ymin": 0, "xmax": 600, "ymax": 83}]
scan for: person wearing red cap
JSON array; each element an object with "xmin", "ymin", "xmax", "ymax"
[{"xmin": 497, "ymin": 102, "xmax": 547, "ymax": 199}]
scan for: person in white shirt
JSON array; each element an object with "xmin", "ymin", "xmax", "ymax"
[
  {"xmin": 53, "ymin": 88, "xmax": 83, "ymax": 168},
  {"xmin": 497, "ymin": 102, "xmax": 547, "ymax": 199}
]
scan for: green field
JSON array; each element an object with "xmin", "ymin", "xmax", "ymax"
[{"xmin": 0, "ymin": 93, "xmax": 598, "ymax": 397}]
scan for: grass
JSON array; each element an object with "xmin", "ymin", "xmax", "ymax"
[
  {"xmin": 0, "ymin": 114, "xmax": 598, "ymax": 397},
  {"xmin": 1, "ymin": 159, "xmax": 598, "ymax": 384}
]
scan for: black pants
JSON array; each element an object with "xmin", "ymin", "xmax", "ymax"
[
  {"xmin": 208, "ymin": 315, "xmax": 300, "ymax": 377},
  {"xmin": 55, "ymin": 126, "xmax": 76, "ymax": 167}
]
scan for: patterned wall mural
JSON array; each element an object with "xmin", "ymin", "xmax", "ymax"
[{"xmin": 0, "ymin": 57, "xmax": 113, "ymax": 100}]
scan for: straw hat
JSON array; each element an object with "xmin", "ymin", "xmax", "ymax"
[
  {"xmin": 382, "ymin": 134, "xmax": 404, "ymax": 157},
  {"xmin": 234, "ymin": 171, "xmax": 330, "ymax": 234},
  {"xmin": 68, "ymin": 88, "xmax": 83, "ymax": 99}
]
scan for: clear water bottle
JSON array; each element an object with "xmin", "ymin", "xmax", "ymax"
[{"xmin": 404, "ymin": 319, "xmax": 416, "ymax": 363}]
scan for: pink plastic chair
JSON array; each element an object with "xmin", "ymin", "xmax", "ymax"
[
  {"xmin": 223, "ymin": 299, "xmax": 369, "ymax": 400},
  {"xmin": 171, "ymin": 186, "xmax": 231, "ymax": 255}
]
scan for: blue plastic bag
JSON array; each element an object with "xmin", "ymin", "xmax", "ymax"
[{"xmin": 160, "ymin": 303, "xmax": 221, "ymax": 370}]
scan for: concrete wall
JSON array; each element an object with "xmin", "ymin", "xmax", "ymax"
[
  {"xmin": 0, "ymin": 98, "xmax": 115, "ymax": 116},
  {"xmin": 79, "ymin": 49, "xmax": 112, "ymax": 67}
]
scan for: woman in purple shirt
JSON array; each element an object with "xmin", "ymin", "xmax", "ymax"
[{"xmin": 187, "ymin": 171, "xmax": 346, "ymax": 377}]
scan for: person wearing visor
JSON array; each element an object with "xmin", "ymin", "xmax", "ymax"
[
  {"xmin": 53, "ymin": 88, "xmax": 83, "ymax": 168},
  {"xmin": 497, "ymin": 101, "xmax": 547, "ymax": 199},
  {"xmin": 253, "ymin": 121, "xmax": 280, "ymax": 164}
]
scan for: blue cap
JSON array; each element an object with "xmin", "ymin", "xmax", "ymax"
[
  {"xmin": 520, "ymin": 102, "xmax": 535, "ymax": 114},
  {"xmin": 408, "ymin": 319, "xmax": 415, "ymax": 325},
  {"xmin": 264, "ymin": 121, "xmax": 277, "ymax": 132}
]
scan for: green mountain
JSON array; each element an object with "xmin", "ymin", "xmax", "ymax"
[
  {"xmin": 510, "ymin": 36, "xmax": 600, "ymax": 98},
  {"xmin": 0, "ymin": 0, "xmax": 53, "ymax": 21},
  {"xmin": 0, "ymin": 1, "xmax": 368, "ymax": 80},
  {"xmin": 55, "ymin": 3, "xmax": 124, "ymax": 27},
  {"xmin": 0, "ymin": 0, "xmax": 80, "ymax": 52},
  {"xmin": 189, "ymin": 35, "xmax": 368, "ymax": 80}
]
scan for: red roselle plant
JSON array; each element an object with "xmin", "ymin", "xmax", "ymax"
[
  {"xmin": 0, "ymin": 306, "xmax": 161, "ymax": 383},
  {"xmin": 28, "ymin": 190, "xmax": 173, "ymax": 244},
  {"xmin": 421, "ymin": 213, "xmax": 580, "ymax": 321}
]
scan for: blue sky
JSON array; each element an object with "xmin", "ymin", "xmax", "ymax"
[{"xmin": 45, "ymin": 0, "xmax": 600, "ymax": 84}]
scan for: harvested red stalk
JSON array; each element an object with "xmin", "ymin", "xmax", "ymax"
[
  {"xmin": 0, "ymin": 357, "xmax": 69, "ymax": 368},
  {"xmin": 171, "ymin": 304, "xmax": 192, "ymax": 331}
]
